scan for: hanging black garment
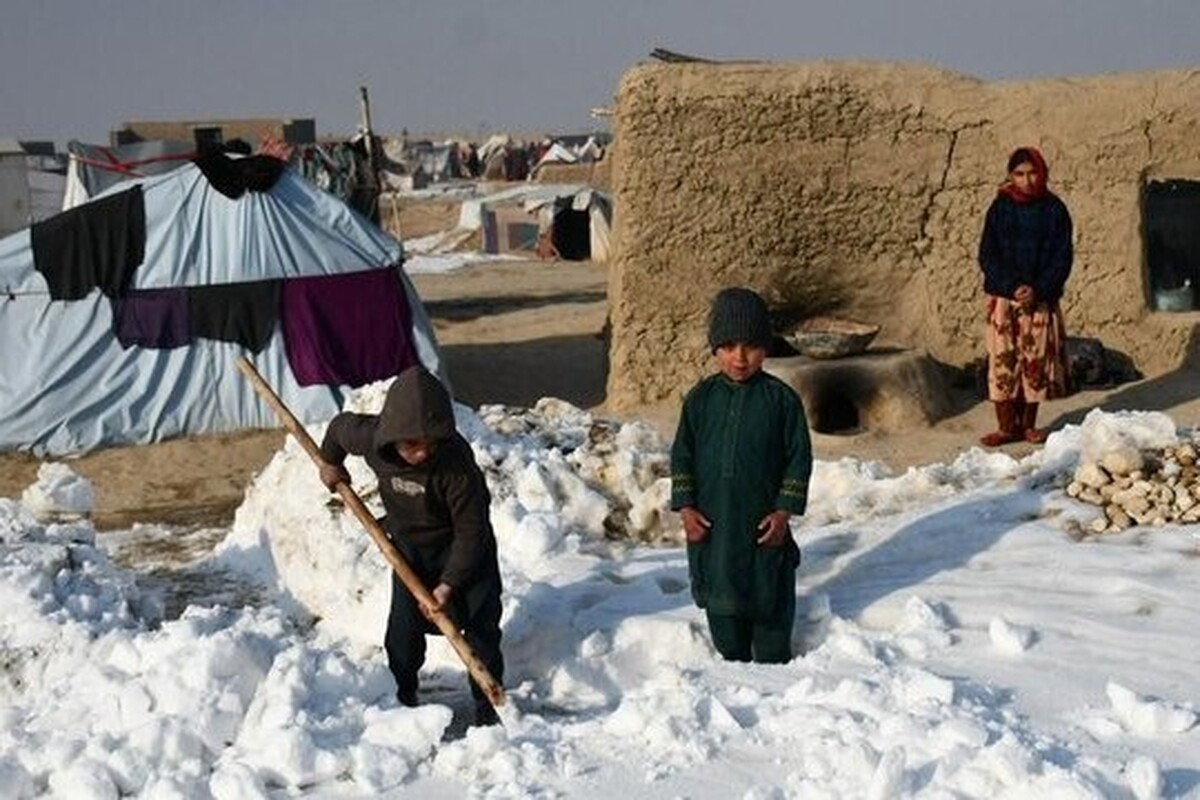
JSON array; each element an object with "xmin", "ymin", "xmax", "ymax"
[
  {"xmin": 187, "ymin": 279, "xmax": 280, "ymax": 353},
  {"xmin": 193, "ymin": 152, "xmax": 288, "ymax": 199},
  {"xmin": 32, "ymin": 186, "xmax": 145, "ymax": 300}
]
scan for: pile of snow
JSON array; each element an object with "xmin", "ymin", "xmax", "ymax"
[
  {"xmin": 19, "ymin": 463, "xmax": 94, "ymax": 521},
  {"xmin": 217, "ymin": 392, "xmax": 674, "ymax": 645},
  {"xmin": 0, "ymin": 405, "xmax": 1197, "ymax": 797}
]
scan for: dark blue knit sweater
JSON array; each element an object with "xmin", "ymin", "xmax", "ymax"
[{"xmin": 978, "ymin": 192, "xmax": 1073, "ymax": 303}]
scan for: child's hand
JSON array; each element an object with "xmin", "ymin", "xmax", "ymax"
[
  {"xmin": 423, "ymin": 582, "xmax": 454, "ymax": 615},
  {"xmin": 1014, "ymin": 284, "xmax": 1036, "ymax": 311},
  {"xmin": 756, "ymin": 510, "xmax": 791, "ymax": 546},
  {"xmin": 319, "ymin": 461, "xmax": 351, "ymax": 491},
  {"xmin": 679, "ymin": 506, "xmax": 711, "ymax": 543}
]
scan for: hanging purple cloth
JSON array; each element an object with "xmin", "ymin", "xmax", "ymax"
[
  {"xmin": 111, "ymin": 287, "xmax": 191, "ymax": 349},
  {"xmin": 280, "ymin": 267, "xmax": 419, "ymax": 387}
]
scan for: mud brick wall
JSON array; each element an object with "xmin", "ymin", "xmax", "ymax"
[{"xmin": 606, "ymin": 61, "xmax": 1200, "ymax": 411}]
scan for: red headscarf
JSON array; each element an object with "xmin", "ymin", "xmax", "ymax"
[{"xmin": 998, "ymin": 146, "xmax": 1050, "ymax": 204}]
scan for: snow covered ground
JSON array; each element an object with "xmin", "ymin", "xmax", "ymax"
[
  {"xmin": 2, "ymin": 388, "xmax": 1198, "ymax": 798},
  {"xmin": 399, "ymin": 243, "xmax": 522, "ymax": 275}
]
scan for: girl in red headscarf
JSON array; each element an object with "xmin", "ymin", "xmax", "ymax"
[{"xmin": 977, "ymin": 147, "xmax": 1073, "ymax": 446}]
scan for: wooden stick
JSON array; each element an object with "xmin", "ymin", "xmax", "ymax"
[{"xmin": 236, "ymin": 357, "xmax": 505, "ymax": 708}]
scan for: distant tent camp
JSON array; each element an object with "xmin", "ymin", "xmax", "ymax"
[
  {"xmin": 458, "ymin": 184, "xmax": 612, "ymax": 262},
  {"xmin": 477, "ymin": 134, "xmax": 511, "ymax": 181},
  {"xmin": 0, "ymin": 153, "xmax": 443, "ymax": 455},
  {"xmin": 406, "ymin": 141, "xmax": 462, "ymax": 184},
  {"xmin": 529, "ymin": 142, "xmax": 578, "ymax": 174},
  {"xmin": 529, "ymin": 135, "xmax": 606, "ymax": 179}
]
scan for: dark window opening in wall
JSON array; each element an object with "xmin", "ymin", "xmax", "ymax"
[
  {"xmin": 193, "ymin": 127, "xmax": 224, "ymax": 156},
  {"xmin": 810, "ymin": 385, "xmax": 860, "ymax": 435},
  {"xmin": 1145, "ymin": 180, "xmax": 1200, "ymax": 311}
]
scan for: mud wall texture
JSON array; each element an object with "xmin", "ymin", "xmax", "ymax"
[{"xmin": 606, "ymin": 61, "xmax": 1200, "ymax": 411}]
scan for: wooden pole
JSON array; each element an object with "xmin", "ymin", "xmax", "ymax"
[
  {"xmin": 358, "ymin": 85, "xmax": 375, "ymax": 158},
  {"xmin": 356, "ymin": 85, "xmax": 381, "ymax": 224},
  {"xmin": 236, "ymin": 357, "xmax": 505, "ymax": 708}
]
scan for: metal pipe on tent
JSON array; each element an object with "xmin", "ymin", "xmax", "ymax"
[{"xmin": 235, "ymin": 356, "xmax": 507, "ymax": 710}]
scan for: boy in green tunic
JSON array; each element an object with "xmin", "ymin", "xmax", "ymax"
[{"xmin": 670, "ymin": 287, "xmax": 813, "ymax": 663}]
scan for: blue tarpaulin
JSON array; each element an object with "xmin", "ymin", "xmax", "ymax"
[{"xmin": 0, "ymin": 159, "xmax": 442, "ymax": 455}]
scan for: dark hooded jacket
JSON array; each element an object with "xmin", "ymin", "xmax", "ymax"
[{"xmin": 319, "ymin": 366, "xmax": 497, "ymax": 590}]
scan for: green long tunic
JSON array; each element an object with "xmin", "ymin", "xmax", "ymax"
[{"xmin": 670, "ymin": 371, "xmax": 812, "ymax": 619}]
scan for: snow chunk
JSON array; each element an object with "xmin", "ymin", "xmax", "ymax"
[
  {"xmin": 988, "ymin": 617, "xmax": 1037, "ymax": 655},
  {"xmin": 1106, "ymin": 682, "xmax": 1197, "ymax": 735},
  {"xmin": 1125, "ymin": 754, "xmax": 1164, "ymax": 800},
  {"xmin": 21, "ymin": 463, "xmax": 94, "ymax": 520}
]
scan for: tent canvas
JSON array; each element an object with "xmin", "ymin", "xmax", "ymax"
[
  {"xmin": 62, "ymin": 139, "xmax": 197, "ymax": 210},
  {"xmin": 0, "ymin": 157, "xmax": 443, "ymax": 456},
  {"xmin": 483, "ymin": 205, "xmax": 541, "ymax": 255},
  {"xmin": 461, "ymin": 183, "xmax": 612, "ymax": 262}
]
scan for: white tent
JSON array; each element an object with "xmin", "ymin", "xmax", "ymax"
[
  {"xmin": 0, "ymin": 155, "xmax": 443, "ymax": 455},
  {"xmin": 458, "ymin": 183, "xmax": 612, "ymax": 262},
  {"xmin": 531, "ymin": 142, "xmax": 578, "ymax": 172},
  {"xmin": 529, "ymin": 137, "xmax": 606, "ymax": 178}
]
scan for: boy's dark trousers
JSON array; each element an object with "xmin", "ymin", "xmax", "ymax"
[
  {"xmin": 384, "ymin": 541, "xmax": 504, "ymax": 706},
  {"xmin": 704, "ymin": 589, "xmax": 795, "ymax": 664}
]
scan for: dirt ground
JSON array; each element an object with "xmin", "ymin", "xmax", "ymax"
[{"xmin": 4, "ymin": 215, "xmax": 1200, "ymax": 530}]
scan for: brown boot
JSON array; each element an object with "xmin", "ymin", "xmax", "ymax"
[
  {"xmin": 980, "ymin": 401, "xmax": 1022, "ymax": 447},
  {"xmin": 1021, "ymin": 403, "xmax": 1047, "ymax": 443}
]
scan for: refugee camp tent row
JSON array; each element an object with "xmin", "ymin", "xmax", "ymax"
[
  {"xmin": 458, "ymin": 183, "xmax": 612, "ymax": 262},
  {"xmin": 528, "ymin": 135, "xmax": 606, "ymax": 179},
  {"xmin": 0, "ymin": 153, "xmax": 443, "ymax": 456}
]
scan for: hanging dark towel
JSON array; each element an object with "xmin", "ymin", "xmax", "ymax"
[
  {"xmin": 240, "ymin": 154, "xmax": 288, "ymax": 192},
  {"xmin": 188, "ymin": 279, "xmax": 280, "ymax": 353},
  {"xmin": 112, "ymin": 287, "xmax": 191, "ymax": 349},
  {"xmin": 280, "ymin": 267, "xmax": 418, "ymax": 387},
  {"xmin": 32, "ymin": 185, "xmax": 145, "ymax": 300},
  {"xmin": 194, "ymin": 152, "xmax": 288, "ymax": 199}
]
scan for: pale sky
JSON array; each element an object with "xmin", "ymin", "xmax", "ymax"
[{"xmin": 2, "ymin": 0, "xmax": 1198, "ymax": 146}]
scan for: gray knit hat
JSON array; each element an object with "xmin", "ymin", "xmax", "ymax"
[{"xmin": 707, "ymin": 287, "xmax": 773, "ymax": 352}]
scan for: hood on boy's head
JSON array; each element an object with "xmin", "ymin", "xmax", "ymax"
[{"xmin": 374, "ymin": 365, "xmax": 455, "ymax": 452}]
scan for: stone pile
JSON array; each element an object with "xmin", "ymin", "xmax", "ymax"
[{"xmin": 1067, "ymin": 441, "xmax": 1200, "ymax": 533}]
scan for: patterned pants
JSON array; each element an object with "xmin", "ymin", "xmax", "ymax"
[{"xmin": 985, "ymin": 295, "xmax": 1069, "ymax": 402}]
